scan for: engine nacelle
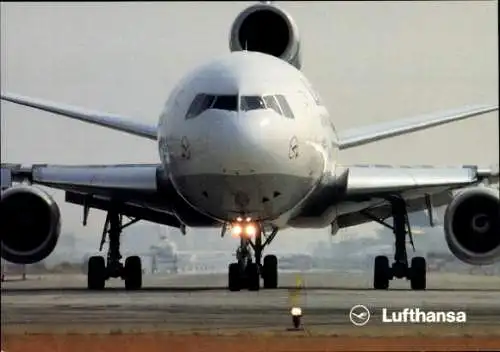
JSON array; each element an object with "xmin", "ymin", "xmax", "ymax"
[
  {"xmin": 444, "ymin": 187, "xmax": 500, "ymax": 265},
  {"xmin": 1, "ymin": 185, "xmax": 61, "ymax": 264},
  {"xmin": 229, "ymin": 3, "xmax": 302, "ymax": 69}
]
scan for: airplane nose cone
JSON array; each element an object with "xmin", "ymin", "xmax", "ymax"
[
  {"xmin": 205, "ymin": 111, "xmax": 284, "ymax": 174},
  {"xmin": 169, "ymin": 110, "xmax": 323, "ymax": 221}
]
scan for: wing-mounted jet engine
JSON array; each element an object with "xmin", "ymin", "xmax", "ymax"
[
  {"xmin": 229, "ymin": 3, "xmax": 302, "ymax": 69},
  {"xmin": 1, "ymin": 185, "xmax": 61, "ymax": 264},
  {"xmin": 444, "ymin": 187, "xmax": 500, "ymax": 265}
]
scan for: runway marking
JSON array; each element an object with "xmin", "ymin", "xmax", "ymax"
[
  {"xmin": 2, "ymin": 286, "xmax": 500, "ymax": 295},
  {"xmin": 2, "ymin": 276, "xmax": 500, "ymax": 336}
]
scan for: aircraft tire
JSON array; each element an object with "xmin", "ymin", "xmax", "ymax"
[
  {"xmin": 373, "ymin": 255, "xmax": 390, "ymax": 290},
  {"xmin": 124, "ymin": 256, "xmax": 142, "ymax": 290},
  {"xmin": 410, "ymin": 256, "xmax": 426, "ymax": 290},
  {"xmin": 87, "ymin": 256, "xmax": 106, "ymax": 290},
  {"xmin": 228, "ymin": 262, "xmax": 241, "ymax": 291},
  {"xmin": 263, "ymin": 255, "xmax": 278, "ymax": 289}
]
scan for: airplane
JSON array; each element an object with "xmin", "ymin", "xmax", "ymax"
[{"xmin": 1, "ymin": 2, "xmax": 499, "ymax": 292}]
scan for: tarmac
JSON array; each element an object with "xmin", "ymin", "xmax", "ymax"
[{"xmin": 1, "ymin": 271, "xmax": 500, "ymax": 336}]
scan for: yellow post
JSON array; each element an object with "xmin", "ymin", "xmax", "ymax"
[
  {"xmin": 288, "ymin": 274, "xmax": 305, "ymax": 309},
  {"xmin": 287, "ymin": 274, "xmax": 306, "ymax": 329}
]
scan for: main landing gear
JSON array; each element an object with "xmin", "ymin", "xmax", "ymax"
[
  {"xmin": 87, "ymin": 209, "xmax": 143, "ymax": 290},
  {"xmin": 227, "ymin": 223, "xmax": 279, "ymax": 292},
  {"xmin": 365, "ymin": 197, "xmax": 427, "ymax": 291}
]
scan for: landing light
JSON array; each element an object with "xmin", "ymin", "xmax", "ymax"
[
  {"xmin": 230, "ymin": 222, "xmax": 257, "ymax": 238},
  {"xmin": 231, "ymin": 225, "xmax": 243, "ymax": 237},
  {"xmin": 245, "ymin": 224, "xmax": 257, "ymax": 237}
]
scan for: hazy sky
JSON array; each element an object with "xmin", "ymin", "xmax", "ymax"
[{"xmin": 1, "ymin": 1, "xmax": 498, "ymax": 248}]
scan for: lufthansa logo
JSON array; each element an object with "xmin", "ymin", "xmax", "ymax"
[
  {"xmin": 349, "ymin": 304, "xmax": 371, "ymax": 326},
  {"xmin": 289, "ymin": 136, "xmax": 299, "ymax": 159},
  {"xmin": 181, "ymin": 136, "xmax": 191, "ymax": 160}
]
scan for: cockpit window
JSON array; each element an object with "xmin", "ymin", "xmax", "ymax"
[
  {"xmin": 212, "ymin": 95, "xmax": 238, "ymax": 111},
  {"xmin": 186, "ymin": 94, "xmax": 239, "ymax": 119},
  {"xmin": 240, "ymin": 94, "xmax": 295, "ymax": 119},
  {"xmin": 240, "ymin": 96, "xmax": 266, "ymax": 111},
  {"xmin": 263, "ymin": 95, "xmax": 282, "ymax": 115},
  {"xmin": 186, "ymin": 94, "xmax": 215, "ymax": 119},
  {"xmin": 275, "ymin": 94, "xmax": 295, "ymax": 119},
  {"xmin": 185, "ymin": 93, "xmax": 294, "ymax": 119}
]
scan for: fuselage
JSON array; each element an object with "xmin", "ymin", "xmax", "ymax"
[{"xmin": 157, "ymin": 51, "xmax": 338, "ymax": 224}]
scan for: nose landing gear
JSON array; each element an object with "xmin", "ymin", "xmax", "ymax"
[{"xmin": 227, "ymin": 223, "xmax": 279, "ymax": 291}]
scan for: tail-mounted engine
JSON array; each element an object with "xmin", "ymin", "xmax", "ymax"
[
  {"xmin": 1, "ymin": 185, "xmax": 61, "ymax": 264},
  {"xmin": 444, "ymin": 187, "xmax": 500, "ymax": 265},
  {"xmin": 229, "ymin": 3, "xmax": 302, "ymax": 69}
]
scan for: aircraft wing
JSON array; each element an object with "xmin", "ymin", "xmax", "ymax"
[
  {"xmin": 337, "ymin": 105, "xmax": 498, "ymax": 150},
  {"xmin": 336, "ymin": 164, "xmax": 499, "ymax": 230},
  {"xmin": 293, "ymin": 163, "xmax": 499, "ymax": 229},
  {"xmin": 0, "ymin": 163, "xmax": 186, "ymax": 229},
  {"xmin": 0, "ymin": 93, "xmax": 157, "ymax": 140}
]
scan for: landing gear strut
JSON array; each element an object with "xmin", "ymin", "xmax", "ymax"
[
  {"xmin": 365, "ymin": 197, "xmax": 427, "ymax": 291},
  {"xmin": 87, "ymin": 209, "xmax": 143, "ymax": 290},
  {"xmin": 228, "ymin": 224, "xmax": 279, "ymax": 292}
]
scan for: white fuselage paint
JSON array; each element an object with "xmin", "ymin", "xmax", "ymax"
[{"xmin": 157, "ymin": 51, "xmax": 338, "ymax": 227}]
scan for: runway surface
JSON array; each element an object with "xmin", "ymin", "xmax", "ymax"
[{"xmin": 2, "ymin": 271, "xmax": 500, "ymax": 336}]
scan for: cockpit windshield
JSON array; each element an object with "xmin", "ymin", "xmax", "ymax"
[
  {"xmin": 240, "ymin": 96, "xmax": 266, "ymax": 111},
  {"xmin": 263, "ymin": 96, "xmax": 282, "ymax": 115},
  {"xmin": 212, "ymin": 95, "xmax": 238, "ymax": 111},
  {"xmin": 186, "ymin": 93, "xmax": 295, "ymax": 119},
  {"xmin": 185, "ymin": 94, "xmax": 215, "ymax": 119},
  {"xmin": 274, "ymin": 95, "xmax": 294, "ymax": 119},
  {"xmin": 240, "ymin": 95, "xmax": 295, "ymax": 119},
  {"xmin": 186, "ymin": 94, "xmax": 237, "ymax": 119}
]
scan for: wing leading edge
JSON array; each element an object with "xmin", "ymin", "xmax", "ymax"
[
  {"xmin": 1, "ymin": 163, "xmax": 184, "ymax": 229},
  {"xmin": 290, "ymin": 163, "xmax": 498, "ymax": 229},
  {"xmin": 1, "ymin": 163, "xmax": 161, "ymax": 198},
  {"xmin": 343, "ymin": 164, "xmax": 499, "ymax": 198},
  {"xmin": 0, "ymin": 93, "xmax": 157, "ymax": 140},
  {"xmin": 3, "ymin": 93, "xmax": 496, "ymax": 147},
  {"xmin": 336, "ymin": 164, "xmax": 499, "ymax": 229},
  {"xmin": 1, "ymin": 163, "xmax": 221, "ymax": 229},
  {"xmin": 337, "ymin": 105, "xmax": 498, "ymax": 150}
]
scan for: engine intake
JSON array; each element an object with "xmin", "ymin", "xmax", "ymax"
[
  {"xmin": 444, "ymin": 187, "xmax": 500, "ymax": 265},
  {"xmin": 1, "ymin": 185, "xmax": 61, "ymax": 264},
  {"xmin": 229, "ymin": 4, "xmax": 302, "ymax": 69}
]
